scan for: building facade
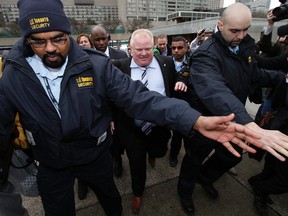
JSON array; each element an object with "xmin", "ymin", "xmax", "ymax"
[
  {"xmin": 248, "ymin": 0, "xmax": 271, "ymax": 13},
  {"xmin": 208, "ymin": 0, "xmax": 224, "ymax": 10},
  {"xmin": 118, "ymin": 0, "xmax": 211, "ymax": 22},
  {"xmin": 0, "ymin": 0, "xmax": 226, "ymax": 23},
  {"xmin": 0, "ymin": 0, "xmax": 118, "ymax": 22},
  {"xmin": 236, "ymin": 0, "xmax": 271, "ymax": 12},
  {"xmin": 167, "ymin": 11, "xmax": 220, "ymax": 23}
]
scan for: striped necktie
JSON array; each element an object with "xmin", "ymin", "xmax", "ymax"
[
  {"xmin": 141, "ymin": 67, "xmax": 148, "ymax": 87},
  {"xmin": 140, "ymin": 67, "xmax": 152, "ymax": 135}
]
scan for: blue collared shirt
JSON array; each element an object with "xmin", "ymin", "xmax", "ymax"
[
  {"xmin": 130, "ymin": 57, "xmax": 166, "ymax": 96},
  {"xmin": 26, "ymin": 54, "xmax": 68, "ymax": 115},
  {"xmin": 173, "ymin": 55, "xmax": 188, "ymax": 72},
  {"xmin": 229, "ymin": 45, "xmax": 239, "ymax": 54}
]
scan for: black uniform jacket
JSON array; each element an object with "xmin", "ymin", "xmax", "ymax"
[
  {"xmin": 0, "ymin": 37, "xmax": 200, "ymax": 169},
  {"xmin": 186, "ymin": 31, "xmax": 285, "ymax": 125}
]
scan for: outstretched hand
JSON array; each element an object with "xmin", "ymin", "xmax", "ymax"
[
  {"xmin": 246, "ymin": 122, "xmax": 288, "ymax": 161},
  {"xmin": 193, "ymin": 114, "xmax": 262, "ymax": 157}
]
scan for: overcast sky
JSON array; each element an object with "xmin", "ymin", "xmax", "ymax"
[{"xmin": 223, "ymin": 0, "xmax": 281, "ymax": 9}]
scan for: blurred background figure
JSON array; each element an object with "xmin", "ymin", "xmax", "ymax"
[
  {"xmin": 77, "ymin": 33, "xmax": 94, "ymax": 48},
  {"xmin": 156, "ymin": 34, "xmax": 172, "ymax": 56},
  {"xmin": 190, "ymin": 29, "xmax": 206, "ymax": 54}
]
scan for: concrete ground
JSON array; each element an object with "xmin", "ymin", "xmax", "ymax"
[{"xmin": 22, "ymin": 102, "xmax": 288, "ymax": 216}]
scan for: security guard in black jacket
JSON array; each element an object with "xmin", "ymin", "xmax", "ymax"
[
  {"xmin": 2, "ymin": 1, "xmax": 288, "ymax": 216},
  {"xmin": 177, "ymin": 3, "xmax": 288, "ymax": 216}
]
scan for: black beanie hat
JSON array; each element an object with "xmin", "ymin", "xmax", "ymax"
[
  {"xmin": 277, "ymin": 24, "xmax": 288, "ymax": 37},
  {"xmin": 17, "ymin": 0, "xmax": 71, "ymax": 38}
]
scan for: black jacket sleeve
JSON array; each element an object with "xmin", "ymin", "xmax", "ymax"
[{"xmin": 254, "ymin": 52, "xmax": 288, "ymax": 71}]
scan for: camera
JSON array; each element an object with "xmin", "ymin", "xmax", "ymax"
[
  {"xmin": 197, "ymin": 29, "xmax": 205, "ymax": 37},
  {"xmin": 272, "ymin": 0, "xmax": 288, "ymax": 21},
  {"xmin": 197, "ymin": 29, "xmax": 205, "ymax": 45}
]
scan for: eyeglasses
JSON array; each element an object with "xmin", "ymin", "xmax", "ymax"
[
  {"xmin": 172, "ymin": 46, "xmax": 184, "ymax": 50},
  {"xmin": 93, "ymin": 37, "xmax": 108, "ymax": 42},
  {"xmin": 28, "ymin": 34, "xmax": 67, "ymax": 48}
]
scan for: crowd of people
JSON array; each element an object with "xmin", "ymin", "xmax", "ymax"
[{"xmin": 1, "ymin": 1, "xmax": 288, "ymax": 216}]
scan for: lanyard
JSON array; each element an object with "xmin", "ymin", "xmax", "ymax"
[{"xmin": 43, "ymin": 77, "xmax": 61, "ymax": 117}]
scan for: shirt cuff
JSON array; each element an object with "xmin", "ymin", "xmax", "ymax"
[{"xmin": 263, "ymin": 26, "xmax": 273, "ymax": 35}]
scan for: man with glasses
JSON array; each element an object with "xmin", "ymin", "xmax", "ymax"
[{"xmin": 1, "ymin": 1, "xmax": 288, "ymax": 216}]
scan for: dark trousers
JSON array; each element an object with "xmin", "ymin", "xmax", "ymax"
[
  {"xmin": 110, "ymin": 129, "xmax": 124, "ymax": 160},
  {"xmin": 252, "ymin": 153, "xmax": 288, "ymax": 195},
  {"xmin": 169, "ymin": 130, "xmax": 183, "ymax": 159},
  {"xmin": 37, "ymin": 150, "xmax": 122, "ymax": 216},
  {"xmin": 122, "ymin": 126, "xmax": 170, "ymax": 196},
  {"xmin": 177, "ymin": 132, "xmax": 242, "ymax": 200}
]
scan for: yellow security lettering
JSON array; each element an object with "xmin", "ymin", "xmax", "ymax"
[
  {"xmin": 31, "ymin": 23, "xmax": 50, "ymax": 30},
  {"xmin": 76, "ymin": 76, "xmax": 94, "ymax": 88}
]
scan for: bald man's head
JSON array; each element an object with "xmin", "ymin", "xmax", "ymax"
[
  {"xmin": 221, "ymin": 3, "xmax": 252, "ymax": 25},
  {"xmin": 217, "ymin": 3, "xmax": 252, "ymax": 47},
  {"xmin": 91, "ymin": 25, "xmax": 109, "ymax": 52}
]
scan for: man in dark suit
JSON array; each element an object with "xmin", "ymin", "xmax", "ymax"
[
  {"xmin": 114, "ymin": 29, "xmax": 187, "ymax": 214},
  {"xmin": 91, "ymin": 24, "xmax": 128, "ymax": 177}
]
